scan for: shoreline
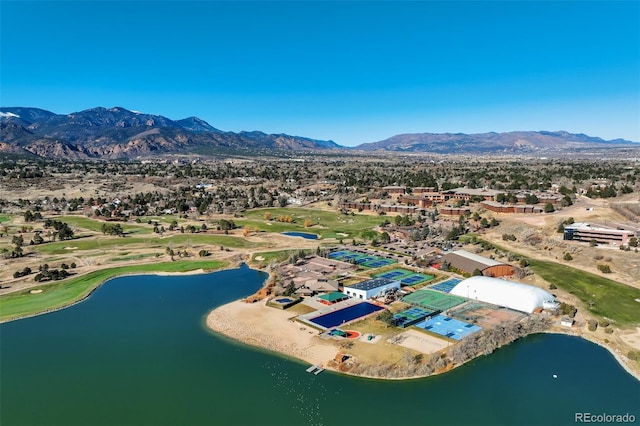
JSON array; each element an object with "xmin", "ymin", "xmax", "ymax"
[
  {"xmin": 0, "ymin": 260, "xmax": 239, "ymax": 324},
  {"xmin": 206, "ymin": 298, "xmax": 640, "ymax": 382},
  {"xmin": 543, "ymin": 329, "xmax": 640, "ymax": 382}
]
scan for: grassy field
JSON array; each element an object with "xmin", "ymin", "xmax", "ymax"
[
  {"xmin": 110, "ymin": 253, "xmax": 161, "ymax": 262},
  {"xmin": 528, "ymin": 259, "xmax": 640, "ymax": 327},
  {"xmin": 236, "ymin": 207, "xmax": 384, "ymax": 239},
  {"xmin": 251, "ymin": 250, "xmax": 299, "ymax": 265},
  {"xmin": 0, "ymin": 259, "xmax": 227, "ymax": 322},
  {"xmin": 57, "ymin": 216, "xmax": 151, "ymax": 235},
  {"xmin": 33, "ymin": 233, "xmax": 263, "ymax": 254},
  {"xmin": 0, "ymin": 214, "xmax": 13, "ymax": 223}
]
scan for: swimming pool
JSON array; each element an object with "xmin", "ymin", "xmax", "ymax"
[{"xmin": 309, "ymin": 302, "xmax": 384, "ymax": 329}]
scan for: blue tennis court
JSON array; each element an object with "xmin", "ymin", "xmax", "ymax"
[
  {"xmin": 328, "ymin": 250, "xmax": 349, "ymax": 259},
  {"xmin": 401, "ymin": 273, "xmax": 435, "ymax": 286},
  {"xmin": 414, "ymin": 314, "xmax": 481, "ymax": 340},
  {"xmin": 430, "ymin": 278, "xmax": 462, "ymax": 293},
  {"xmin": 308, "ymin": 302, "xmax": 384, "ymax": 329},
  {"xmin": 374, "ymin": 269, "xmax": 413, "ymax": 280},
  {"xmin": 363, "ymin": 258, "xmax": 396, "ymax": 268},
  {"xmin": 355, "ymin": 256, "xmax": 377, "ymax": 264}
]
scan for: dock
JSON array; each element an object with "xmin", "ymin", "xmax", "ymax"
[
  {"xmin": 314, "ymin": 367, "xmax": 325, "ymax": 375},
  {"xmin": 306, "ymin": 364, "xmax": 319, "ymax": 373}
]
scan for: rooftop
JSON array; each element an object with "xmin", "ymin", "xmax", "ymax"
[{"xmin": 349, "ymin": 278, "xmax": 398, "ymax": 291}]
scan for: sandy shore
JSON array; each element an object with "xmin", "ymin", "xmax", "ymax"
[
  {"xmin": 207, "ymin": 299, "xmax": 640, "ymax": 382},
  {"xmin": 206, "ymin": 299, "xmax": 339, "ymax": 368}
]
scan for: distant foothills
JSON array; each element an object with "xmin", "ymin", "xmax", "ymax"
[{"xmin": 0, "ymin": 106, "xmax": 637, "ymax": 159}]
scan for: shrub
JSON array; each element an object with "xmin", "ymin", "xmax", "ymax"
[
  {"xmin": 628, "ymin": 350, "xmax": 640, "ymax": 361},
  {"xmin": 563, "ymin": 253, "xmax": 573, "ymax": 261},
  {"xmin": 597, "ymin": 264, "xmax": 612, "ymax": 274},
  {"xmin": 559, "ymin": 302, "xmax": 577, "ymax": 318},
  {"xmin": 604, "ymin": 327, "xmax": 614, "ymax": 334},
  {"xmin": 549, "ymin": 283, "xmax": 557, "ymax": 290},
  {"xmin": 587, "ymin": 320, "xmax": 598, "ymax": 331},
  {"xmin": 598, "ymin": 319, "xmax": 610, "ymax": 328}
]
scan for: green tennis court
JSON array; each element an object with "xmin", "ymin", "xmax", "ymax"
[{"xmin": 402, "ymin": 289, "xmax": 466, "ymax": 311}]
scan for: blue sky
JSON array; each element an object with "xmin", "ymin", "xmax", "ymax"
[{"xmin": 1, "ymin": 1, "xmax": 639, "ymax": 145}]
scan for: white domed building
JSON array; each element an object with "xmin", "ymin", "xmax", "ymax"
[{"xmin": 450, "ymin": 276, "xmax": 558, "ymax": 314}]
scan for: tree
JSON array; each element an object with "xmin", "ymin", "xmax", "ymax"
[
  {"xmin": 303, "ymin": 219, "xmax": 313, "ymax": 228},
  {"xmin": 31, "ymin": 232, "xmax": 44, "ymax": 245},
  {"xmin": 23, "ymin": 210, "xmax": 34, "ymax": 222},
  {"xmin": 597, "ymin": 264, "xmax": 611, "ymax": 273},
  {"xmin": 472, "ymin": 268, "xmax": 483, "ymax": 276},
  {"xmin": 264, "ymin": 212, "xmax": 272, "ymax": 220},
  {"xmin": 543, "ymin": 202, "xmax": 555, "ymax": 213},
  {"xmin": 376, "ymin": 310, "xmax": 395, "ymax": 327},
  {"xmin": 563, "ymin": 252, "xmax": 573, "ymax": 261},
  {"xmin": 629, "ymin": 237, "xmax": 638, "ymax": 248}
]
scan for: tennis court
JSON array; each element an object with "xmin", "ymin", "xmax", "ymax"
[
  {"xmin": 373, "ymin": 268, "xmax": 414, "ymax": 280},
  {"xmin": 308, "ymin": 302, "xmax": 385, "ymax": 329},
  {"xmin": 430, "ymin": 278, "xmax": 462, "ymax": 293},
  {"xmin": 402, "ymin": 289, "xmax": 466, "ymax": 311},
  {"xmin": 392, "ymin": 307, "xmax": 434, "ymax": 328},
  {"xmin": 414, "ymin": 314, "xmax": 482, "ymax": 341},
  {"xmin": 362, "ymin": 258, "xmax": 396, "ymax": 268},
  {"xmin": 328, "ymin": 250, "xmax": 396, "ymax": 268},
  {"xmin": 355, "ymin": 256, "xmax": 378, "ymax": 264},
  {"xmin": 401, "ymin": 273, "xmax": 435, "ymax": 286},
  {"xmin": 328, "ymin": 250, "xmax": 349, "ymax": 259}
]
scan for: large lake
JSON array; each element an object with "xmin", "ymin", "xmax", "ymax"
[{"xmin": 1, "ymin": 264, "xmax": 638, "ymax": 426}]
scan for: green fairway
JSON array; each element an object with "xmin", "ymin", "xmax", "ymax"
[
  {"xmin": 528, "ymin": 259, "xmax": 640, "ymax": 327},
  {"xmin": 33, "ymin": 233, "xmax": 263, "ymax": 254},
  {"xmin": 110, "ymin": 253, "xmax": 161, "ymax": 262},
  {"xmin": 0, "ymin": 214, "xmax": 13, "ymax": 223},
  {"xmin": 237, "ymin": 207, "xmax": 383, "ymax": 239},
  {"xmin": 0, "ymin": 260, "xmax": 227, "ymax": 322},
  {"xmin": 57, "ymin": 216, "xmax": 151, "ymax": 234}
]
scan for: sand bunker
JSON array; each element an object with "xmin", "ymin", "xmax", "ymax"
[
  {"xmin": 254, "ymin": 256, "xmax": 265, "ymax": 261},
  {"xmin": 29, "ymin": 289, "xmax": 43, "ymax": 294}
]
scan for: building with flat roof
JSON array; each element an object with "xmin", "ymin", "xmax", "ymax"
[
  {"xmin": 344, "ymin": 278, "xmax": 401, "ymax": 300},
  {"xmin": 443, "ymin": 250, "xmax": 515, "ymax": 277},
  {"xmin": 563, "ymin": 223, "xmax": 636, "ymax": 246},
  {"xmin": 481, "ymin": 201, "xmax": 543, "ymax": 214},
  {"xmin": 443, "ymin": 188, "xmax": 501, "ymax": 202}
]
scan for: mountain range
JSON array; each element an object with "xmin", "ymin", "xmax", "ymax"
[{"xmin": 0, "ymin": 106, "xmax": 637, "ymax": 159}]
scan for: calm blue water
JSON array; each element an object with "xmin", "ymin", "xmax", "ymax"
[
  {"xmin": 1, "ymin": 264, "xmax": 638, "ymax": 426},
  {"xmin": 309, "ymin": 302, "xmax": 384, "ymax": 328},
  {"xmin": 282, "ymin": 231, "xmax": 318, "ymax": 239}
]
